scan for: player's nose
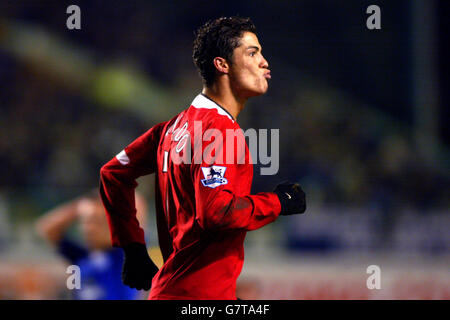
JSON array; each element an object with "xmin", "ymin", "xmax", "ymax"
[{"xmin": 260, "ymin": 55, "xmax": 269, "ymax": 69}]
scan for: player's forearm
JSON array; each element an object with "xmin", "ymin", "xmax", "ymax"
[
  {"xmin": 196, "ymin": 190, "xmax": 281, "ymax": 231},
  {"xmin": 99, "ymin": 160, "xmax": 145, "ymax": 247},
  {"xmin": 35, "ymin": 202, "xmax": 78, "ymax": 244}
]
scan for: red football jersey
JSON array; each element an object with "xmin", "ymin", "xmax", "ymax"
[{"xmin": 100, "ymin": 93, "xmax": 281, "ymax": 299}]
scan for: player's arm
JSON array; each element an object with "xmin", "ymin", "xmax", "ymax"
[
  {"xmin": 99, "ymin": 121, "xmax": 167, "ymax": 248},
  {"xmin": 194, "ymin": 178, "xmax": 281, "ymax": 231},
  {"xmin": 35, "ymin": 192, "xmax": 96, "ymax": 245},
  {"xmin": 100, "ymin": 122, "xmax": 168, "ymax": 291},
  {"xmin": 192, "ymin": 121, "xmax": 306, "ymax": 232}
]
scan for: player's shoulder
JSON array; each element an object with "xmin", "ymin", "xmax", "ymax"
[{"xmin": 185, "ymin": 94, "xmax": 236, "ymax": 130}]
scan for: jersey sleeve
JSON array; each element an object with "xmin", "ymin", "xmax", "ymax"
[
  {"xmin": 191, "ymin": 118, "xmax": 281, "ymax": 232},
  {"xmin": 99, "ymin": 121, "xmax": 167, "ymax": 247}
]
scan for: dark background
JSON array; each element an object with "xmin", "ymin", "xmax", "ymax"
[{"xmin": 0, "ymin": 0, "xmax": 448, "ymax": 299}]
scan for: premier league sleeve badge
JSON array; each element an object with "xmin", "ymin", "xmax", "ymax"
[{"xmin": 200, "ymin": 166, "xmax": 228, "ymax": 188}]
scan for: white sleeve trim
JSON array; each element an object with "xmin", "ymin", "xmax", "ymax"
[{"xmin": 116, "ymin": 150, "xmax": 130, "ymax": 165}]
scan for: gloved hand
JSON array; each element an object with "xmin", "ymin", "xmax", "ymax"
[
  {"xmin": 122, "ymin": 242, "xmax": 159, "ymax": 290},
  {"xmin": 273, "ymin": 181, "xmax": 306, "ymax": 215}
]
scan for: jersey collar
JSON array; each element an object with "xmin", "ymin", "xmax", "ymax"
[{"xmin": 191, "ymin": 93, "xmax": 235, "ymax": 122}]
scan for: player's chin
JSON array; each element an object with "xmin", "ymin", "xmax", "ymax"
[
  {"xmin": 242, "ymin": 82, "xmax": 269, "ymax": 98},
  {"xmin": 257, "ymin": 84, "xmax": 269, "ymax": 95},
  {"xmin": 260, "ymin": 79, "xmax": 270, "ymax": 93},
  {"xmin": 249, "ymin": 84, "xmax": 269, "ymax": 97}
]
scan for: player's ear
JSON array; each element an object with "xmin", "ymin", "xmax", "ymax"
[{"xmin": 213, "ymin": 57, "xmax": 229, "ymax": 74}]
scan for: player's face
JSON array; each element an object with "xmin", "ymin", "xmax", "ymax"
[
  {"xmin": 228, "ymin": 32, "xmax": 271, "ymax": 98},
  {"xmin": 78, "ymin": 200, "xmax": 111, "ymax": 250}
]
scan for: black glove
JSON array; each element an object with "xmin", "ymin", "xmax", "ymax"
[
  {"xmin": 122, "ymin": 242, "xmax": 159, "ymax": 290},
  {"xmin": 273, "ymin": 181, "xmax": 306, "ymax": 215}
]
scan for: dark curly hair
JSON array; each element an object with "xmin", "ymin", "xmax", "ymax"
[{"xmin": 192, "ymin": 17, "xmax": 257, "ymax": 87}]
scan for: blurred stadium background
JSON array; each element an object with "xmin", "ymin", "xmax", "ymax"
[{"xmin": 0, "ymin": 0, "xmax": 448, "ymax": 299}]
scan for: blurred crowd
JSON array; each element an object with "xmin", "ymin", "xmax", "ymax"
[
  {"xmin": 0, "ymin": 1, "xmax": 448, "ymax": 252},
  {"xmin": 0, "ymin": 1, "xmax": 448, "ymax": 300},
  {"xmin": 286, "ymin": 86, "xmax": 449, "ymax": 211}
]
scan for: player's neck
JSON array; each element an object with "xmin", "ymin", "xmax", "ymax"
[{"xmin": 202, "ymin": 85, "xmax": 246, "ymax": 120}]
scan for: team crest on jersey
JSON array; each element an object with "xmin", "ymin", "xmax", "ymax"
[{"xmin": 201, "ymin": 166, "xmax": 228, "ymax": 188}]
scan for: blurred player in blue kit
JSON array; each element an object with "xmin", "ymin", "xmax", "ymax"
[{"xmin": 36, "ymin": 190, "xmax": 152, "ymax": 299}]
